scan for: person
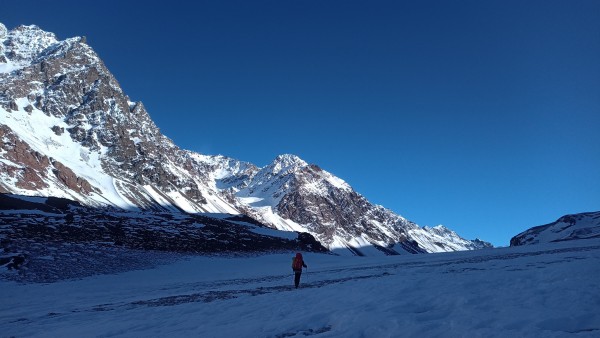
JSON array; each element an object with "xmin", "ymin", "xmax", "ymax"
[{"xmin": 291, "ymin": 252, "xmax": 308, "ymax": 288}]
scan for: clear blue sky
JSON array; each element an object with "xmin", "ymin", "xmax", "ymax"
[{"xmin": 3, "ymin": 0, "xmax": 599, "ymax": 246}]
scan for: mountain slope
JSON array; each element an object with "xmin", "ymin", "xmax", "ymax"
[
  {"xmin": 0, "ymin": 23, "xmax": 490, "ymax": 255},
  {"xmin": 0, "ymin": 192, "xmax": 327, "ymax": 282},
  {"xmin": 510, "ymin": 211, "xmax": 600, "ymax": 246},
  {"xmin": 208, "ymin": 154, "xmax": 492, "ymax": 254},
  {"xmin": 0, "ymin": 23, "xmax": 239, "ymax": 214}
]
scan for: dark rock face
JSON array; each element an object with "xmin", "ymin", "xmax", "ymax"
[
  {"xmin": 0, "ymin": 254, "xmax": 25, "ymax": 270},
  {"xmin": 251, "ymin": 160, "xmax": 420, "ymax": 251},
  {"xmin": 296, "ymin": 232, "xmax": 328, "ymax": 252},
  {"xmin": 51, "ymin": 125, "xmax": 64, "ymax": 135},
  {"xmin": 0, "ymin": 193, "xmax": 327, "ymax": 282},
  {"xmin": 277, "ymin": 177, "xmax": 409, "ymax": 245}
]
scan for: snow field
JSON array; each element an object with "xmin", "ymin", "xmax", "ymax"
[{"xmin": 2, "ymin": 240, "xmax": 600, "ymax": 337}]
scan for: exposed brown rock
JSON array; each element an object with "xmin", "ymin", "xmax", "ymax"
[
  {"xmin": 0, "ymin": 125, "xmax": 50, "ymax": 191},
  {"xmin": 16, "ymin": 167, "xmax": 48, "ymax": 190},
  {"xmin": 51, "ymin": 160, "xmax": 94, "ymax": 195}
]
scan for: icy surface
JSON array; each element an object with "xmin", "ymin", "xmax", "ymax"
[{"xmin": 2, "ymin": 239, "xmax": 599, "ymax": 337}]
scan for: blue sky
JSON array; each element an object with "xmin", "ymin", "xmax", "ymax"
[{"xmin": 3, "ymin": 0, "xmax": 599, "ymax": 246}]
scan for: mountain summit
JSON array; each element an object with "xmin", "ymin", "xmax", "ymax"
[{"xmin": 0, "ymin": 23, "xmax": 491, "ymax": 255}]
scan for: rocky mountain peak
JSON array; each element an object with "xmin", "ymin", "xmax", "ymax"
[
  {"xmin": 0, "ymin": 23, "xmax": 7, "ymax": 38},
  {"xmin": 0, "ymin": 23, "xmax": 207, "ymax": 211},
  {"xmin": 268, "ymin": 154, "xmax": 308, "ymax": 175},
  {"xmin": 425, "ymin": 225, "xmax": 455, "ymax": 236},
  {"xmin": 1, "ymin": 24, "xmax": 59, "ymax": 66}
]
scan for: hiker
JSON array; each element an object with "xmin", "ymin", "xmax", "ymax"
[{"xmin": 291, "ymin": 252, "xmax": 308, "ymax": 288}]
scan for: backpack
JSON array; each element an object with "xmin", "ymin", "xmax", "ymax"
[{"xmin": 292, "ymin": 254, "xmax": 303, "ymax": 270}]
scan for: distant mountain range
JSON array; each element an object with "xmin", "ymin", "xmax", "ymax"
[
  {"xmin": 0, "ymin": 22, "xmax": 492, "ymax": 256},
  {"xmin": 511, "ymin": 211, "xmax": 600, "ymax": 246}
]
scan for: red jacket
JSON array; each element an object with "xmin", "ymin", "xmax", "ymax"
[{"xmin": 292, "ymin": 253, "xmax": 307, "ymax": 271}]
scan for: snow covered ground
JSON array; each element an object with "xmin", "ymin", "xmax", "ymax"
[{"xmin": 2, "ymin": 239, "xmax": 600, "ymax": 337}]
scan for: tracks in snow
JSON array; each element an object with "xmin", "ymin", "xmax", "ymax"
[
  {"xmin": 85, "ymin": 243, "xmax": 600, "ymax": 311},
  {"xmin": 9, "ymin": 243, "xmax": 600, "ymax": 326}
]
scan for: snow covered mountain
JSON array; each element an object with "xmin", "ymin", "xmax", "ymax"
[
  {"xmin": 0, "ymin": 23, "xmax": 491, "ymax": 255},
  {"xmin": 203, "ymin": 153, "xmax": 491, "ymax": 254},
  {"xmin": 0, "ymin": 23, "xmax": 239, "ymax": 214},
  {"xmin": 510, "ymin": 211, "xmax": 600, "ymax": 246}
]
